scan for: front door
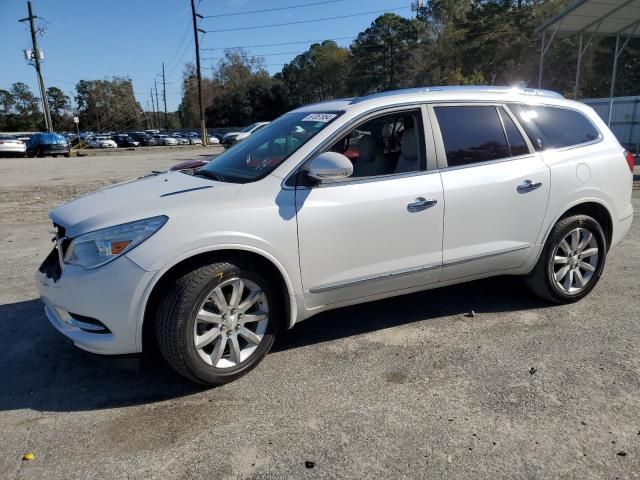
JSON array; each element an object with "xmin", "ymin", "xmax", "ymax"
[{"xmin": 295, "ymin": 107, "xmax": 444, "ymax": 308}]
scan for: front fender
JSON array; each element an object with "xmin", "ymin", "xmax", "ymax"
[{"xmin": 131, "ymin": 242, "xmax": 301, "ymax": 352}]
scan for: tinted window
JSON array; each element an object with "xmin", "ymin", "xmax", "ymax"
[
  {"xmin": 435, "ymin": 106, "xmax": 508, "ymax": 167},
  {"xmin": 498, "ymin": 107, "xmax": 529, "ymax": 156},
  {"xmin": 509, "ymin": 105, "xmax": 600, "ymax": 150}
]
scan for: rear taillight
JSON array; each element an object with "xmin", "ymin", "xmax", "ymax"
[{"xmin": 624, "ymin": 150, "xmax": 635, "ymax": 172}]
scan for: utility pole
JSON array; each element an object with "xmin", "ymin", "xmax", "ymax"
[
  {"xmin": 162, "ymin": 62, "xmax": 169, "ymax": 131},
  {"xmin": 190, "ymin": 0, "xmax": 208, "ymax": 145},
  {"xmin": 19, "ymin": 1, "xmax": 53, "ymax": 132},
  {"xmin": 150, "ymin": 88, "xmax": 157, "ymax": 130},
  {"xmin": 153, "ymin": 79, "xmax": 161, "ymax": 131}
]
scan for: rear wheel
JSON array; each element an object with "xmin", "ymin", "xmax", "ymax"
[
  {"xmin": 527, "ymin": 214, "xmax": 606, "ymax": 303},
  {"xmin": 156, "ymin": 260, "xmax": 280, "ymax": 385}
]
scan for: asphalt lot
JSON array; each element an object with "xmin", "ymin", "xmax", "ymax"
[{"xmin": 0, "ymin": 153, "xmax": 639, "ymax": 479}]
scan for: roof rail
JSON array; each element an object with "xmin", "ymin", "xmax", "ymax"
[{"xmin": 350, "ymin": 85, "xmax": 564, "ymax": 104}]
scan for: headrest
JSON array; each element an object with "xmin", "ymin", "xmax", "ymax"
[
  {"xmin": 401, "ymin": 128, "xmax": 417, "ymax": 160},
  {"xmin": 358, "ymin": 135, "xmax": 377, "ymax": 162}
]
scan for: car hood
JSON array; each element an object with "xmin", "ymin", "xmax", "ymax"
[{"xmin": 50, "ymin": 171, "xmax": 241, "ymax": 238}]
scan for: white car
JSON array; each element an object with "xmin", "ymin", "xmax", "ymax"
[
  {"xmin": 88, "ymin": 136, "xmax": 117, "ymax": 149},
  {"xmin": 0, "ymin": 135, "xmax": 27, "ymax": 157},
  {"xmin": 154, "ymin": 134, "xmax": 178, "ymax": 146},
  {"xmin": 37, "ymin": 86, "xmax": 634, "ymax": 385},
  {"xmin": 222, "ymin": 122, "xmax": 270, "ymax": 148}
]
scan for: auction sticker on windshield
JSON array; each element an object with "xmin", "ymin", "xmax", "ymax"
[{"xmin": 302, "ymin": 113, "xmax": 337, "ymax": 122}]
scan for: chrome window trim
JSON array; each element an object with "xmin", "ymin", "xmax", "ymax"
[
  {"xmin": 437, "ymin": 152, "xmax": 539, "ymax": 173},
  {"xmin": 309, "ymin": 263, "xmax": 441, "ymax": 293},
  {"xmin": 304, "ymin": 168, "xmax": 441, "ymax": 189},
  {"xmin": 280, "ymin": 101, "xmax": 437, "ymax": 190}
]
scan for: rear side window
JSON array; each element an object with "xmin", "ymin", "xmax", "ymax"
[
  {"xmin": 509, "ymin": 105, "xmax": 600, "ymax": 150},
  {"xmin": 434, "ymin": 106, "xmax": 509, "ymax": 167}
]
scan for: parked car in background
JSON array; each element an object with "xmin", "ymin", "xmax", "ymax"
[
  {"xmin": 154, "ymin": 134, "xmax": 178, "ymax": 146},
  {"xmin": 88, "ymin": 136, "xmax": 118, "ymax": 149},
  {"xmin": 207, "ymin": 135, "xmax": 220, "ymax": 144},
  {"xmin": 111, "ymin": 134, "xmax": 140, "ymax": 148},
  {"xmin": 26, "ymin": 133, "xmax": 70, "ymax": 157},
  {"xmin": 170, "ymin": 134, "xmax": 190, "ymax": 145},
  {"xmin": 222, "ymin": 122, "xmax": 270, "ymax": 148},
  {"xmin": 170, "ymin": 157, "xmax": 210, "ymax": 173},
  {"xmin": 0, "ymin": 135, "xmax": 27, "ymax": 157},
  {"xmin": 128, "ymin": 132, "xmax": 157, "ymax": 146},
  {"xmin": 186, "ymin": 134, "xmax": 203, "ymax": 145}
]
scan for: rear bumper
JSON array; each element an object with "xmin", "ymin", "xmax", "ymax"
[
  {"xmin": 37, "ymin": 145, "xmax": 70, "ymax": 155},
  {"xmin": 0, "ymin": 144, "xmax": 26, "ymax": 154},
  {"xmin": 612, "ymin": 212, "xmax": 633, "ymax": 249}
]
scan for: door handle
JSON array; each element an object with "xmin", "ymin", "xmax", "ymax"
[
  {"xmin": 407, "ymin": 197, "xmax": 438, "ymax": 212},
  {"xmin": 517, "ymin": 179, "xmax": 543, "ymax": 193}
]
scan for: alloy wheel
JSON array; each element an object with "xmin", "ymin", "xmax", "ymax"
[
  {"xmin": 193, "ymin": 277, "xmax": 269, "ymax": 368},
  {"xmin": 552, "ymin": 227, "xmax": 599, "ymax": 294}
]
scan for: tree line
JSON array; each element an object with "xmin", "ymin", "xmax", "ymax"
[
  {"xmin": 179, "ymin": 0, "xmax": 640, "ymax": 127},
  {"xmin": 0, "ymin": 77, "xmax": 149, "ymax": 133},
  {"xmin": 2, "ymin": 0, "xmax": 639, "ymax": 132}
]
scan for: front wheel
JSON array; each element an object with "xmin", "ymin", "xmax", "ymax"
[
  {"xmin": 156, "ymin": 261, "xmax": 280, "ymax": 385},
  {"xmin": 526, "ymin": 214, "xmax": 607, "ymax": 303}
]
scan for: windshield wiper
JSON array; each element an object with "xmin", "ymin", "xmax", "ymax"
[{"xmin": 194, "ymin": 170, "xmax": 225, "ymax": 182}]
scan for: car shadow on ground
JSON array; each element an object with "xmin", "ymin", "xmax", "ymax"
[{"xmin": 0, "ymin": 276, "xmax": 546, "ymax": 413}]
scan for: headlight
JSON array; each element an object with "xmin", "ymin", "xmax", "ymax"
[{"xmin": 64, "ymin": 216, "xmax": 167, "ymax": 269}]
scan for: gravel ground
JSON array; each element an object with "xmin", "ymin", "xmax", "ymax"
[{"xmin": 0, "ymin": 153, "xmax": 638, "ymax": 480}]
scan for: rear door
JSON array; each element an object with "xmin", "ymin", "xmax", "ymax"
[{"xmin": 429, "ymin": 104, "xmax": 551, "ymax": 281}]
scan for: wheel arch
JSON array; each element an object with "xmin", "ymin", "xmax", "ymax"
[
  {"xmin": 542, "ymin": 199, "xmax": 614, "ymax": 251},
  {"xmin": 139, "ymin": 246, "xmax": 297, "ymax": 353}
]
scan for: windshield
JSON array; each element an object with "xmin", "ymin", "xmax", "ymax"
[
  {"xmin": 241, "ymin": 123, "xmax": 259, "ymax": 133},
  {"xmin": 199, "ymin": 111, "xmax": 342, "ymax": 183}
]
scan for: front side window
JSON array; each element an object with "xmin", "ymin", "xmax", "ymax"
[
  {"xmin": 435, "ymin": 106, "xmax": 509, "ymax": 167},
  {"xmin": 509, "ymin": 104, "xmax": 601, "ymax": 150},
  {"xmin": 199, "ymin": 111, "xmax": 342, "ymax": 183},
  {"xmin": 323, "ymin": 110, "xmax": 425, "ymax": 178}
]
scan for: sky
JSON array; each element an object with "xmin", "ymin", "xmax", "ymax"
[{"xmin": 0, "ymin": 0, "xmax": 415, "ymax": 112}]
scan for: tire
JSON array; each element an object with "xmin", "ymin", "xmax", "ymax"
[
  {"xmin": 156, "ymin": 260, "xmax": 281, "ymax": 385},
  {"xmin": 526, "ymin": 214, "xmax": 607, "ymax": 303}
]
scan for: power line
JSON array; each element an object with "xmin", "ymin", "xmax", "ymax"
[
  {"xmin": 202, "ymin": 6, "xmax": 411, "ymax": 33},
  {"xmin": 202, "ymin": 0, "xmax": 345, "ymax": 18},
  {"xmin": 203, "ymin": 50, "xmax": 306, "ymax": 61},
  {"xmin": 202, "ymin": 36, "xmax": 356, "ymax": 51}
]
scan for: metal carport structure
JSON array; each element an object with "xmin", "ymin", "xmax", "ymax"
[{"xmin": 536, "ymin": 0, "xmax": 640, "ymax": 125}]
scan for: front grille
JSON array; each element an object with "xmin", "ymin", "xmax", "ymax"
[
  {"xmin": 39, "ymin": 223, "xmax": 70, "ymax": 281},
  {"xmin": 39, "ymin": 247, "xmax": 62, "ymax": 281}
]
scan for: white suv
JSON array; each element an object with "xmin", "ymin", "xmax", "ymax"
[{"xmin": 37, "ymin": 86, "xmax": 634, "ymax": 385}]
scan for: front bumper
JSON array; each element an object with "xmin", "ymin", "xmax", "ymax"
[{"xmin": 36, "ymin": 254, "xmax": 155, "ymax": 355}]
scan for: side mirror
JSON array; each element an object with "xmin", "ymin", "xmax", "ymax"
[{"xmin": 306, "ymin": 152, "xmax": 353, "ymax": 182}]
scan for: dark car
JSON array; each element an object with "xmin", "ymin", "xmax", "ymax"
[
  {"xmin": 127, "ymin": 132, "xmax": 157, "ymax": 146},
  {"xmin": 111, "ymin": 134, "xmax": 140, "ymax": 148},
  {"xmin": 26, "ymin": 133, "xmax": 70, "ymax": 158}
]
